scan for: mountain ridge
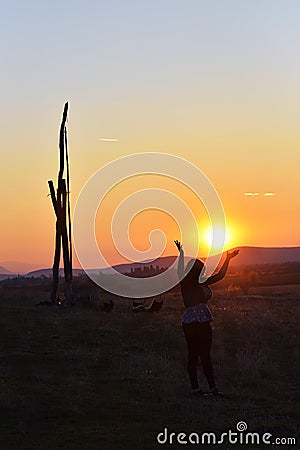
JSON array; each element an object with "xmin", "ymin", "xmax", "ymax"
[{"xmin": 19, "ymin": 246, "xmax": 300, "ymax": 278}]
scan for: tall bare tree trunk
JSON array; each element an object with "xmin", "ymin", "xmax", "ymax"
[{"xmin": 48, "ymin": 102, "xmax": 73, "ymax": 305}]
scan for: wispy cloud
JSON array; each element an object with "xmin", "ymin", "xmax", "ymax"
[
  {"xmin": 98, "ymin": 138, "xmax": 119, "ymax": 142},
  {"xmin": 244, "ymin": 192, "xmax": 276, "ymax": 197}
]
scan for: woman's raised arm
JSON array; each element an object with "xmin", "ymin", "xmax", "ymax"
[
  {"xmin": 174, "ymin": 240, "xmax": 185, "ymax": 279},
  {"xmin": 203, "ymin": 249, "xmax": 239, "ymax": 285}
]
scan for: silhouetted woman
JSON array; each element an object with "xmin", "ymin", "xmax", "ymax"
[{"xmin": 174, "ymin": 240, "xmax": 239, "ymax": 397}]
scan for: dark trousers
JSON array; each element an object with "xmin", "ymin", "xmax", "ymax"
[{"xmin": 182, "ymin": 321, "xmax": 215, "ymax": 390}]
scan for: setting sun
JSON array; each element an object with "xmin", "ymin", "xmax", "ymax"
[{"xmin": 199, "ymin": 222, "xmax": 239, "ymax": 255}]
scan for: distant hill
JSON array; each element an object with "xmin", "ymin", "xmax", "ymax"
[
  {"xmin": 112, "ymin": 256, "xmax": 177, "ymax": 274},
  {"xmin": 26, "ymin": 268, "xmax": 85, "ymax": 278},
  {"xmin": 25, "ymin": 257, "xmax": 178, "ymax": 278},
  {"xmin": 229, "ymin": 246, "xmax": 300, "ymax": 266},
  {"xmin": 0, "ymin": 266, "xmax": 17, "ymax": 281},
  {"xmin": 0, "ymin": 261, "xmax": 41, "ymax": 274},
  {"xmin": 0, "ymin": 265, "xmax": 12, "ymax": 274},
  {"xmin": 111, "ymin": 247, "xmax": 300, "ymax": 273},
  {"xmin": 22, "ymin": 246, "xmax": 300, "ymax": 278}
]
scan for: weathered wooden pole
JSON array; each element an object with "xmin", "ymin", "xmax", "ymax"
[
  {"xmin": 48, "ymin": 102, "xmax": 73, "ymax": 305},
  {"xmin": 48, "ymin": 179, "xmax": 61, "ymax": 302},
  {"xmin": 65, "ymin": 127, "xmax": 73, "ymax": 280}
]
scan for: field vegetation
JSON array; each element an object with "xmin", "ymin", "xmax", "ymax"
[{"xmin": 0, "ymin": 275, "xmax": 299, "ymax": 449}]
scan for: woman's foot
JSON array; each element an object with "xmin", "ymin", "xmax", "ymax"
[
  {"xmin": 191, "ymin": 387, "xmax": 205, "ymax": 397},
  {"xmin": 207, "ymin": 387, "xmax": 224, "ymax": 398}
]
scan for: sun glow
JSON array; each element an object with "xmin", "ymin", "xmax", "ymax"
[{"xmin": 199, "ymin": 223, "xmax": 238, "ymax": 256}]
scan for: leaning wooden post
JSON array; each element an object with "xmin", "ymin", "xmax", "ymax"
[
  {"xmin": 48, "ymin": 102, "xmax": 73, "ymax": 304},
  {"xmin": 48, "ymin": 179, "xmax": 61, "ymax": 302},
  {"xmin": 65, "ymin": 127, "xmax": 73, "ymax": 279}
]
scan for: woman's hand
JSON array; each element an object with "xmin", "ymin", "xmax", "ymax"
[
  {"xmin": 174, "ymin": 240, "xmax": 182, "ymax": 252},
  {"xmin": 227, "ymin": 249, "xmax": 239, "ymax": 259}
]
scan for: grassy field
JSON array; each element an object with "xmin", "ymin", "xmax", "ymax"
[{"xmin": 0, "ymin": 282, "xmax": 299, "ymax": 449}]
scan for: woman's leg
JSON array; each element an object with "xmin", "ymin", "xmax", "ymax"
[
  {"xmin": 182, "ymin": 322, "xmax": 200, "ymax": 390},
  {"xmin": 198, "ymin": 322, "xmax": 216, "ymax": 390}
]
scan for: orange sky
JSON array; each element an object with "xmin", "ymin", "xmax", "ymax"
[{"xmin": 0, "ymin": 2, "xmax": 299, "ymax": 270}]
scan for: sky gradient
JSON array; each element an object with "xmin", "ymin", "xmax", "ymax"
[{"xmin": 0, "ymin": 1, "xmax": 299, "ymax": 270}]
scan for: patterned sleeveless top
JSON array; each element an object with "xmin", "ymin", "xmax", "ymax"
[{"xmin": 181, "ymin": 286, "xmax": 213, "ymax": 324}]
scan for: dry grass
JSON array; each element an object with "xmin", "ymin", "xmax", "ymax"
[{"xmin": 0, "ymin": 281, "xmax": 298, "ymax": 449}]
